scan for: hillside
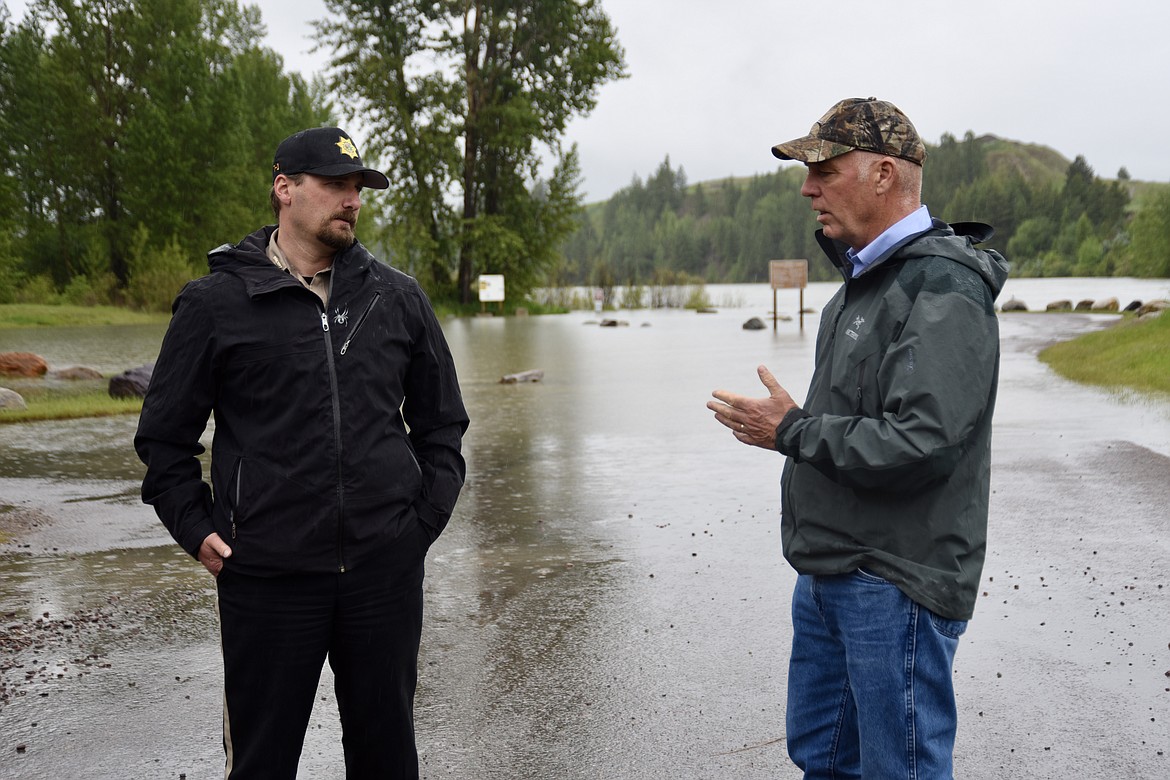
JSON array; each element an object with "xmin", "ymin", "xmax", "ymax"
[
  {"xmin": 562, "ymin": 135, "xmax": 1166, "ymax": 285},
  {"xmin": 979, "ymin": 135, "xmax": 1070, "ymax": 188}
]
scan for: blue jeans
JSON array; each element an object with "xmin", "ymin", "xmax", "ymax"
[{"xmin": 786, "ymin": 571, "xmax": 967, "ymax": 780}]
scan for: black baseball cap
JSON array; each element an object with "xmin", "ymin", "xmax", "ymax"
[{"xmin": 272, "ymin": 127, "xmax": 389, "ymax": 189}]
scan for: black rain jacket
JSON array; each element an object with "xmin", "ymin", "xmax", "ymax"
[{"xmin": 135, "ymin": 225, "xmax": 468, "ymax": 576}]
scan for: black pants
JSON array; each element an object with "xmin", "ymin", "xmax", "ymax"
[{"xmin": 215, "ymin": 522, "xmax": 429, "ymax": 779}]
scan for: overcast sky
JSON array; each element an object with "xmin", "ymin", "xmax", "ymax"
[{"xmin": 7, "ymin": 0, "xmax": 1169, "ymax": 201}]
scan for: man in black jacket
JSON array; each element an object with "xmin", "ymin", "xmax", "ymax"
[
  {"xmin": 708, "ymin": 99, "xmax": 1007, "ymax": 779},
  {"xmin": 136, "ymin": 127, "xmax": 469, "ymax": 779}
]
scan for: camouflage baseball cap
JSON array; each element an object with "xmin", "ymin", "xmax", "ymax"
[{"xmin": 771, "ymin": 97, "xmax": 926, "ymax": 166}]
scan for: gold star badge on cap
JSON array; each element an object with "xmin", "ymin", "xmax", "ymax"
[{"xmin": 335, "ymin": 136, "xmax": 359, "ymax": 159}]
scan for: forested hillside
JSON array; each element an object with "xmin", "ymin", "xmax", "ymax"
[{"xmin": 559, "ymin": 132, "xmax": 1170, "ymax": 286}]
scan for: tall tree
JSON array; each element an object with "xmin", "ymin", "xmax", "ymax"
[
  {"xmin": 315, "ymin": 0, "xmax": 626, "ymax": 303},
  {"xmin": 0, "ymin": 0, "xmax": 329, "ymax": 302}
]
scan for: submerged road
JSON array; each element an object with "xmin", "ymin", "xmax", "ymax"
[{"xmin": 1, "ymin": 311, "xmax": 1167, "ymax": 779}]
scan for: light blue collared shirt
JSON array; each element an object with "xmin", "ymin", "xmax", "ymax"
[{"xmin": 845, "ymin": 205, "xmax": 933, "ymax": 278}]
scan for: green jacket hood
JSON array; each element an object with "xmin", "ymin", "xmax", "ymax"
[{"xmin": 817, "ymin": 219, "xmax": 1011, "ymax": 301}]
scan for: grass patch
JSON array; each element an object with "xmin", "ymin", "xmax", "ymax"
[
  {"xmin": 0, "ymin": 389, "xmax": 142, "ymax": 424},
  {"xmin": 0, "ymin": 303, "xmax": 167, "ymax": 329},
  {"xmin": 1039, "ymin": 313, "xmax": 1170, "ymax": 396}
]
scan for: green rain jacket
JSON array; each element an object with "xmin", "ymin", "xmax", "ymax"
[{"xmin": 775, "ymin": 220, "xmax": 1009, "ymax": 620}]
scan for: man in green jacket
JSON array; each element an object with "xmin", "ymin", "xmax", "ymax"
[{"xmin": 708, "ymin": 97, "xmax": 1009, "ymax": 779}]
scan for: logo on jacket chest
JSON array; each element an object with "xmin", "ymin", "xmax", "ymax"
[
  {"xmin": 333, "ymin": 308, "xmax": 349, "ymax": 327},
  {"xmin": 845, "ymin": 315, "xmax": 865, "ymax": 341}
]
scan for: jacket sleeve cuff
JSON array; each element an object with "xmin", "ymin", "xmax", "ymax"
[
  {"xmin": 413, "ymin": 497, "xmax": 449, "ymax": 537},
  {"xmin": 774, "ymin": 406, "xmax": 810, "ymax": 453},
  {"xmin": 177, "ymin": 517, "xmax": 217, "ymax": 560}
]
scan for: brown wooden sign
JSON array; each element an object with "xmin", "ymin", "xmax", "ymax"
[
  {"xmin": 769, "ymin": 259, "xmax": 808, "ymax": 289},
  {"xmin": 768, "ymin": 260, "xmax": 809, "ymax": 331}
]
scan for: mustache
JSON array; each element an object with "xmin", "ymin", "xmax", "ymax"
[{"xmin": 330, "ymin": 211, "xmax": 356, "ymax": 226}]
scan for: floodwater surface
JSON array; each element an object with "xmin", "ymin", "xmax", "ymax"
[{"xmin": 1, "ymin": 280, "xmax": 1168, "ymax": 779}]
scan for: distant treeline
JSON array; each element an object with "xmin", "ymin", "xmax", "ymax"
[{"xmin": 558, "ymin": 132, "xmax": 1170, "ymax": 286}]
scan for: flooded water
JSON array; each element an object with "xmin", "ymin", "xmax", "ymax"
[{"xmin": 2, "ymin": 279, "xmax": 1169, "ymax": 779}]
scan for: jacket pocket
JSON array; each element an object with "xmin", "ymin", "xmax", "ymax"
[
  {"xmin": 220, "ymin": 456, "xmax": 334, "ymax": 563},
  {"xmin": 339, "ymin": 292, "xmax": 382, "ymax": 356},
  {"xmin": 853, "ymin": 353, "xmax": 880, "ymax": 417}
]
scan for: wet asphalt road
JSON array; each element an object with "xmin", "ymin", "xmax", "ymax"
[{"xmin": 1, "ymin": 309, "xmax": 1168, "ymax": 779}]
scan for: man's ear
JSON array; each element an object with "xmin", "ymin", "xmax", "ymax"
[
  {"xmin": 873, "ymin": 157, "xmax": 898, "ymax": 195},
  {"xmin": 273, "ymin": 174, "xmax": 296, "ymax": 208}
]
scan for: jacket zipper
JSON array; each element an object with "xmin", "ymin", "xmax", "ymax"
[
  {"xmin": 230, "ymin": 460, "xmax": 241, "ymax": 539},
  {"xmin": 855, "ymin": 363, "xmax": 865, "ymax": 413},
  {"xmin": 320, "ymin": 310, "xmax": 347, "ymax": 573},
  {"xmin": 339, "ymin": 293, "xmax": 381, "ymax": 356},
  {"xmin": 830, "ymin": 277, "xmax": 851, "ymax": 343}
]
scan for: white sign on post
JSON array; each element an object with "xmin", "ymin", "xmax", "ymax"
[{"xmin": 478, "ymin": 274, "xmax": 505, "ymax": 303}]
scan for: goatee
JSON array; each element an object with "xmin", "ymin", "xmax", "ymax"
[{"xmin": 317, "ymin": 214, "xmax": 357, "ymax": 251}]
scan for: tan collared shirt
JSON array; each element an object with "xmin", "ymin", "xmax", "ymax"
[{"xmin": 267, "ymin": 229, "xmax": 332, "ymax": 306}]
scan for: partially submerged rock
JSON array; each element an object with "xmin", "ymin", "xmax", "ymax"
[
  {"xmin": 1137, "ymin": 300, "xmax": 1169, "ymax": 317},
  {"xmin": 1090, "ymin": 297, "xmax": 1119, "ymax": 312},
  {"xmin": 1001, "ymin": 297, "xmax": 1028, "ymax": 312},
  {"xmin": 108, "ymin": 364, "xmax": 154, "ymax": 399},
  {"xmin": 0, "ymin": 352, "xmax": 48, "ymax": 377},
  {"xmin": 0, "ymin": 387, "xmax": 27, "ymax": 411},
  {"xmin": 500, "ymin": 369, "xmax": 544, "ymax": 384},
  {"xmin": 51, "ymin": 366, "xmax": 103, "ymax": 381}
]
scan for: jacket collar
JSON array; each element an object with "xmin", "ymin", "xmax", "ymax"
[
  {"xmin": 816, "ymin": 218, "xmax": 953, "ymax": 281},
  {"xmin": 208, "ymin": 225, "xmax": 375, "ymax": 299}
]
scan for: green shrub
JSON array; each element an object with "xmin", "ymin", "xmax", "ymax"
[
  {"xmin": 62, "ymin": 273, "xmax": 120, "ymax": 306},
  {"xmin": 15, "ymin": 275, "xmax": 61, "ymax": 304},
  {"xmin": 125, "ymin": 226, "xmax": 198, "ymax": 312}
]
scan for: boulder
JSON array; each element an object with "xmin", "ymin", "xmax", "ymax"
[
  {"xmin": 599, "ymin": 319, "xmax": 629, "ymax": 327},
  {"xmin": 1073, "ymin": 299, "xmax": 1095, "ymax": 311},
  {"xmin": 1137, "ymin": 300, "xmax": 1169, "ymax": 317},
  {"xmin": 1046, "ymin": 299, "xmax": 1073, "ymax": 312},
  {"xmin": 1090, "ymin": 297, "xmax": 1119, "ymax": 312},
  {"xmin": 0, "ymin": 352, "xmax": 48, "ymax": 377},
  {"xmin": 51, "ymin": 366, "xmax": 103, "ymax": 381},
  {"xmin": 1000, "ymin": 297, "xmax": 1028, "ymax": 312},
  {"xmin": 742, "ymin": 317, "xmax": 766, "ymax": 330},
  {"xmin": 108, "ymin": 364, "xmax": 154, "ymax": 399},
  {"xmin": 0, "ymin": 387, "xmax": 27, "ymax": 411},
  {"xmin": 1122, "ymin": 300, "xmax": 1143, "ymax": 313}
]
